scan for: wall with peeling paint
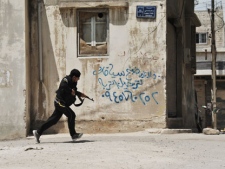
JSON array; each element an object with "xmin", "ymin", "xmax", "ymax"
[
  {"xmin": 30, "ymin": 0, "xmax": 167, "ymax": 134},
  {"xmin": 0, "ymin": 0, "xmax": 199, "ymax": 140},
  {"xmin": 0, "ymin": 0, "xmax": 29, "ymax": 140}
]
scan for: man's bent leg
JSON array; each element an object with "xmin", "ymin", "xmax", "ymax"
[{"xmin": 37, "ymin": 102, "xmax": 62, "ymax": 135}]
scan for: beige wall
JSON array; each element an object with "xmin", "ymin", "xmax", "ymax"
[
  {"xmin": 0, "ymin": 0, "xmax": 28, "ymax": 140},
  {"xmin": 30, "ymin": 0, "xmax": 167, "ymax": 134},
  {"xmin": 0, "ymin": 0, "xmax": 199, "ymax": 140}
]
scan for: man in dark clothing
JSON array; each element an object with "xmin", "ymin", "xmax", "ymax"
[{"xmin": 33, "ymin": 69, "xmax": 88, "ymax": 143}]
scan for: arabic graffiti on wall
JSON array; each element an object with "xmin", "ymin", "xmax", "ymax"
[{"xmin": 93, "ymin": 63, "xmax": 160, "ymax": 105}]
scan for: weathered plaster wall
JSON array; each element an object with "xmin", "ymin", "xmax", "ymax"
[
  {"xmin": 0, "ymin": 0, "xmax": 27, "ymax": 140},
  {"xmin": 166, "ymin": 0, "xmax": 197, "ymax": 129},
  {"xmin": 30, "ymin": 0, "xmax": 167, "ymax": 134}
]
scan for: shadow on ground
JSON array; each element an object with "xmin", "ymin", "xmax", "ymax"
[{"xmin": 42, "ymin": 140, "xmax": 95, "ymax": 144}]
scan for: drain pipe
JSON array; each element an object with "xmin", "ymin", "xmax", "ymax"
[{"xmin": 38, "ymin": 1, "xmax": 43, "ymax": 82}]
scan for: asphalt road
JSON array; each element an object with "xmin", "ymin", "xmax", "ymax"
[{"xmin": 0, "ymin": 131, "xmax": 225, "ymax": 169}]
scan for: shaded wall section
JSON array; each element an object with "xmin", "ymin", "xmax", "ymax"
[
  {"xmin": 166, "ymin": 0, "xmax": 199, "ymax": 130},
  {"xmin": 29, "ymin": 0, "xmax": 60, "ymax": 134}
]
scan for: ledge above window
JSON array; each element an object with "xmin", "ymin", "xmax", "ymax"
[{"xmin": 59, "ymin": 1, "xmax": 129, "ymax": 8}]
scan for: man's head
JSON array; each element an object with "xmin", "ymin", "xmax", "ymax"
[{"xmin": 70, "ymin": 69, "xmax": 81, "ymax": 82}]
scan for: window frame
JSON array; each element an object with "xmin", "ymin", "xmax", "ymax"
[
  {"xmin": 196, "ymin": 32, "xmax": 207, "ymax": 44},
  {"xmin": 77, "ymin": 8, "xmax": 109, "ymax": 58}
]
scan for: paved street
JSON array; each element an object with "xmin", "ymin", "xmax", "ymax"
[{"xmin": 0, "ymin": 131, "xmax": 225, "ymax": 169}]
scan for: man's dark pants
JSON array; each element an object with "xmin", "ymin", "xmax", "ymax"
[{"xmin": 37, "ymin": 101, "xmax": 76, "ymax": 137}]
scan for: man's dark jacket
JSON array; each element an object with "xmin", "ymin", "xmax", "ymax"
[{"xmin": 56, "ymin": 75, "xmax": 82, "ymax": 106}]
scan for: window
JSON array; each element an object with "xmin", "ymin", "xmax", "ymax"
[
  {"xmin": 77, "ymin": 9, "xmax": 109, "ymax": 57},
  {"xmin": 196, "ymin": 33, "xmax": 207, "ymax": 44}
]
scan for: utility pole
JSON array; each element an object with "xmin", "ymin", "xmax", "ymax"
[{"xmin": 211, "ymin": 0, "xmax": 217, "ymax": 129}]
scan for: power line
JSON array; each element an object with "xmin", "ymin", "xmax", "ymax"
[{"xmin": 215, "ymin": 10, "xmax": 225, "ymax": 31}]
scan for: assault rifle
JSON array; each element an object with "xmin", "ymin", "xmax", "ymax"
[{"xmin": 74, "ymin": 95, "xmax": 94, "ymax": 107}]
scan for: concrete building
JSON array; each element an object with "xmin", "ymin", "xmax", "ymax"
[
  {"xmin": 0, "ymin": 0, "xmax": 200, "ymax": 140},
  {"xmin": 194, "ymin": 9, "xmax": 225, "ymax": 130}
]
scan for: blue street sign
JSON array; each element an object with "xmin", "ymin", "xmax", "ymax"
[{"xmin": 136, "ymin": 6, "xmax": 157, "ymax": 19}]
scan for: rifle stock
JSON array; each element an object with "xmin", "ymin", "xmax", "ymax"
[{"xmin": 74, "ymin": 95, "xmax": 94, "ymax": 107}]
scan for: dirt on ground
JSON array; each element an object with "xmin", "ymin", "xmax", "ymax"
[{"xmin": 0, "ymin": 131, "xmax": 225, "ymax": 169}]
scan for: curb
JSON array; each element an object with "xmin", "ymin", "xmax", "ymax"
[{"xmin": 146, "ymin": 128, "xmax": 192, "ymax": 134}]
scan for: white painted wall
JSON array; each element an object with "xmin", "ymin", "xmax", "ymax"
[
  {"xmin": 0, "ymin": 0, "xmax": 27, "ymax": 140},
  {"xmin": 31, "ymin": 1, "xmax": 167, "ymax": 133}
]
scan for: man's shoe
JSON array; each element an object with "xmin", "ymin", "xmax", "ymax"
[
  {"xmin": 72, "ymin": 133, "xmax": 83, "ymax": 141},
  {"xmin": 33, "ymin": 130, "xmax": 40, "ymax": 143}
]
